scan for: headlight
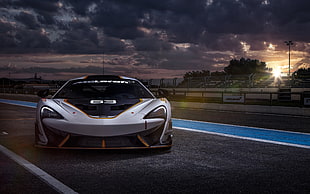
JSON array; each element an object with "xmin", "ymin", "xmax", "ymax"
[
  {"xmin": 144, "ymin": 106, "xmax": 166, "ymax": 119},
  {"xmin": 40, "ymin": 106, "xmax": 63, "ymax": 119}
]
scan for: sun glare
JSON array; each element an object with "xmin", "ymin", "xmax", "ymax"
[{"xmin": 273, "ymin": 68, "xmax": 281, "ymax": 78}]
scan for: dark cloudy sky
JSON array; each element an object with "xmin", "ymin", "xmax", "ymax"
[{"xmin": 1, "ymin": 0, "xmax": 310, "ymax": 79}]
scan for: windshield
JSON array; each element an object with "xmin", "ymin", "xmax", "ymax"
[{"xmin": 53, "ymin": 79, "xmax": 154, "ymax": 99}]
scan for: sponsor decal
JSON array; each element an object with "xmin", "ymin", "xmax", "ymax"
[
  {"xmin": 304, "ymin": 98, "xmax": 310, "ymax": 105},
  {"xmin": 223, "ymin": 95, "xmax": 245, "ymax": 103}
]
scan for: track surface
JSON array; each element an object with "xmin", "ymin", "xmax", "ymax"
[{"xmin": 1, "ymin": 95, "xmax": 310, "ymax": 193}]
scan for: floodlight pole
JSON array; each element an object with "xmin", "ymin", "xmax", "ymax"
[
  {"xmin": 284, "ymin": 40, "xmax": 293, "ymax": 81},
  {"xmin": 102, "ymin": 47, "xmax": 105, "ymax": 75},
  {"xmin": 102, "ymin": 54, "xmax": 104, "ymax": 75}
]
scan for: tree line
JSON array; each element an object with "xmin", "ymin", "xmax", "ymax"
[
  {"xmin": 184, "ymin": 58, "xmax": 271, "ymax": 78},
  {"xmin": 293, "ymin": 68, "xmax": 310, "ymax": 79}
]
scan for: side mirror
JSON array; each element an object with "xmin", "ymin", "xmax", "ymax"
[
  {"xmin": 158, "ymin": 89, "xmax": 169, "ymax": 98},
  {"xmin": 37, "ymin": 89, "xmax": 49, "ymax": 98}
]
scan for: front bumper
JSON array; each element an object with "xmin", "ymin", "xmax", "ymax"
[{"xmin": 36, "ymin": 119, "xmax": 172, "ymax": 149}]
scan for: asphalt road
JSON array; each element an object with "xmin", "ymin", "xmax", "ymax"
[{"xmin": 1, "ymin": 96, "xmax": 310, "ymax": 193}]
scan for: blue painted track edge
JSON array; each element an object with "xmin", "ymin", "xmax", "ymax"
[{"xmin": 172, "ymin": 118, "xmax": 310, "ymax": 136}]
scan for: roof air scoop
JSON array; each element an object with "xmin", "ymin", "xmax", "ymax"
[
  {"xmin": 90, "ymin": 100, "xmax": 117, "ymax": 104},
  {"xmin": 104, "ymin": 100, "xmax": 117, "ymax": 104}
]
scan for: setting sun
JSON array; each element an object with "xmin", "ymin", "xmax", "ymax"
[{"xmin": 272, "ymin": 67, "xmax": 281, "ymax": 78}]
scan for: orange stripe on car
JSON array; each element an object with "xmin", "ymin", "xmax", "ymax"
[
  {"xmin": 137, "ymin": 135, "xmax": 150, "ymax": 147},
  {"xmin": 58, "ymin": 134, "xmax": 70, "ymax": 148}
]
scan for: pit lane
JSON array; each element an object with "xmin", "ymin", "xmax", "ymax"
[{"xmin": 1, "ymin": 97, "xmax": 310, "ymax": 193}]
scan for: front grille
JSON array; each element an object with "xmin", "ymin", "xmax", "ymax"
[{"xmin": 64, "ymin": 136, "xmax": 143, "ymax": 148}]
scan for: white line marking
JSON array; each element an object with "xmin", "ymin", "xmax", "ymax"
[
  {"xmin": 0, "ymin": 145, "xmax": 78, "ymax": 194},
  {"xmin": 244, "ymin": 111, "xmax": 309, "ymax": 118},
  {"xmin": 174, "ymin": 126, "xmax": 310, "ymax": 149}
]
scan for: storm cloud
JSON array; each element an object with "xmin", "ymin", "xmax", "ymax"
[
  {"xmin": 1, "ymin": 0, "xmax": 309, "ymax": 52},
  {"xmin": 0, "ymin": 0, "xmax": 310, "ymax": 79}
]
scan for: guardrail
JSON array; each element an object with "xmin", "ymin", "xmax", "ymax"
[{"xmin": 1, "ymin": 88, "xmax": 58, "ymax": 95}]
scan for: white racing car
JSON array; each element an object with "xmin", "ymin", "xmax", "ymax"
[{"xmin": 35, "ymin": 75, "xmax": 172, "ymax": 149}]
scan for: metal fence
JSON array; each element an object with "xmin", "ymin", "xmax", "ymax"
[
  {"xmin": 143, "ymin": 73, "xmax": 310, "ymax": 89},
  {"xmin": 150, "ymin": 88, "xmax": 310, "ymax": 107}
]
